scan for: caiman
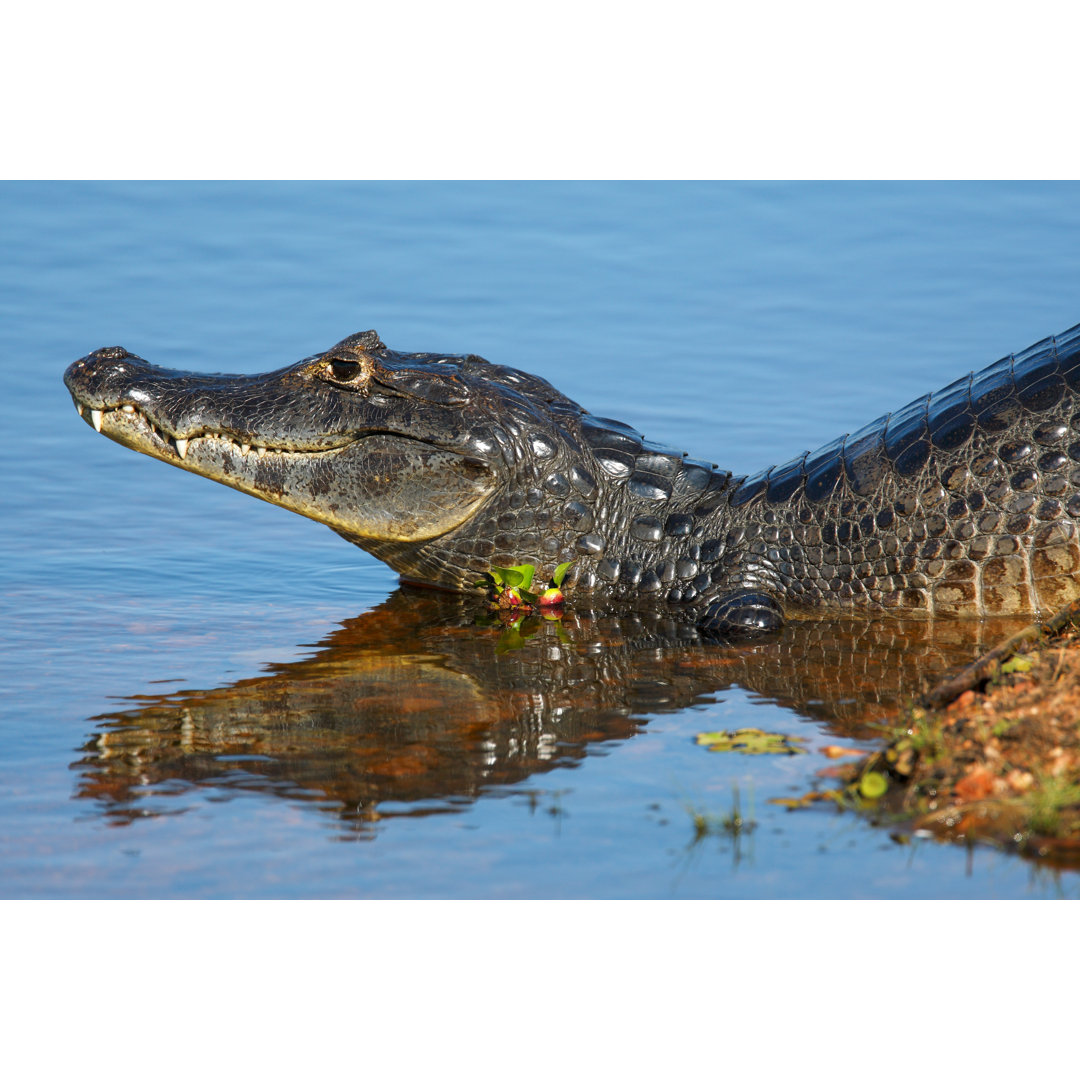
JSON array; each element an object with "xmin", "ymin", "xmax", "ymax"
[{"xmin": 63, "ymin": 323, "xmax": 1080, "ymax": 635}]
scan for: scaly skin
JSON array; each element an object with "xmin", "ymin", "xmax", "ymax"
[{"xmin": 63, "ymin": 323, "xmax": 1080, "ymax": 635}]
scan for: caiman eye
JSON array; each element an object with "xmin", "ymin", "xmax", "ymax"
[
  {"xmin": 325, "ymin": 359, "xmax": 362, "ymax": 382},
  {"xmin": 315, "ymin": 353, "xmax": 375, "ymax": 390}
]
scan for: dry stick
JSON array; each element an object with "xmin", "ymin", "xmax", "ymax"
[
  {"xmin": 1052, "ymin": 647, "xmax": 1069, "ymax": 683},
  {"xmin": 918, "ymin": 597, "xmax": 1080, "ymax": 711}
]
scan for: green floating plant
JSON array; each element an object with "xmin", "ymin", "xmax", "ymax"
[
  {"xmin": 999, "ymin": 655, "xmax": 1034, "ymax": 675},
  {"xmin": 858, "ymin": 771, "xmax": 888, "ymax": 799},
  {"xmin": 695, "ymin": 728, "xmax": 807, "ymax": 756},
  {"xmin": 475, "ymin": 561, "xmax": 573, "ymax": 612}
]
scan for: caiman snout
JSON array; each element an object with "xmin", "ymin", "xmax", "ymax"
[
  {"xmin": 88, "ymin": 346, "xmax": 137, "ymax": 361},
  {"xmin": 68, "ymin": 346, "xmax": 130, "ymax": 366},
  {"xmin": 67, "ymin": 346, "xmax": 150, "ymax": 375},
  {"xmin": 64, "ymin": 348, "xmax": 158, "ymax": 433},
  {"xmin": 64, "ymin": 348, "xmax": 155, "ymax": 404}
]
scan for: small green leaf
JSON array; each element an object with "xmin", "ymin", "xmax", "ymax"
[
  {"xmin": 518, "ymin": 589, "xmax": 539, "ymax": 604},
  {"xmin": 508, "ymin": 564, "xmax": 536, "ymax": 590},
  {"xmin": 552, "ymin": 561, "xmax": 572, "ymax": 588},
  {"xmin": 859, "ymin": 771, "xmax": 888, "ymax": 799},
  {"xmin": 1000, "ymin": 655, "xmax": 1033, "ymax": 674},
  {"xmin": 497, "ymin": 567, "xmax": 524, "ymax": 587}
]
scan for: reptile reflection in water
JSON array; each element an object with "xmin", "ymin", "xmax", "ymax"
[{"xmin": 74, "ymin": 589, "xmax": 1028, "ymax": 834}]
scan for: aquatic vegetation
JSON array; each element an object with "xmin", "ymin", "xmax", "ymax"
[
  {"xmin": 475, "ymin": 562, "xmax": 572, "ymax": 614},
  {"xmin": 686, "ymin": 785, "xmax": 756, "ymax": 841},
  {"xmin": 1024, "ymin": 776, "xmax": 1080, "ymax": 839},
  {"xmin": 694, "ymin": 728, "xmax": 807, "ymax": 756},
  {"xmin": 858, "ymin": 771, "xmax": 888, "ymax": 799}
]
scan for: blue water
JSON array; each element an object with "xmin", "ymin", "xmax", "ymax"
[{"xmin": 4, "ymin": 181, "xmax": 1080, "ymax": 897}]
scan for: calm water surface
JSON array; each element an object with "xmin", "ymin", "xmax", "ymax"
[{"xmin": 4, "ymin": 181, "xmax": 1080, "ymax": 898}]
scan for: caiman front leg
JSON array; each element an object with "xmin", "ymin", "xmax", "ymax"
[
  {"xmin": 695, "ymin": 552, "xmax": 787, "ymax": 638},
  {"xmin": 698, "ymin": 590, "xmax": 785, "ymax": 638}
]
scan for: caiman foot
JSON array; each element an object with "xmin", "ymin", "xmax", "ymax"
[{"xmin": 698, "ymin": 591, "xmax": 784, "ymax": 639}]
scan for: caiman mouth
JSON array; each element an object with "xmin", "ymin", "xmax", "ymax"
[
  {"xmin": 69, "ymin": 395, "xmax": 357, "ymax": 463},
  {"xmin": 67, "ymin": 382, "xmax": 499, "ymax": 546}
]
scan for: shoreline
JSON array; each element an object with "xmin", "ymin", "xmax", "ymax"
[{"xmin": 789, "ymin": 598, "xmax": 1080, "ymax": 868}]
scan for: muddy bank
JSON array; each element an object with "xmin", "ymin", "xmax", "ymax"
[{"xmin": 796, "ymin": 599, "xmax": 1080, "ymax": 867}]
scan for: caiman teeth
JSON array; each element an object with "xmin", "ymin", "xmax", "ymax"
[{"xmin": 78, "ymin": 401, "xmax": 343, "ymax": 459}]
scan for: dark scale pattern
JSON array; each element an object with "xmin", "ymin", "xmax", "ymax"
[
  {"xmin": 671, "ymin": 324, "xmax": 1080, "ymax": 620},
  {"xmin": 510, "ymin": 320, "xmax": 1080, "ymax": 622}
]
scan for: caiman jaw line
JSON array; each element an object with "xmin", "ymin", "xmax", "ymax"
[{"xmin": 73, "ymin": 399, "xmax": 354, "ymax": 461}]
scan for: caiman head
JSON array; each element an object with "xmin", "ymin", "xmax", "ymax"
[{"xmin": 63, "ymin": 330, "xmax": 621, "ymax": 593}]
